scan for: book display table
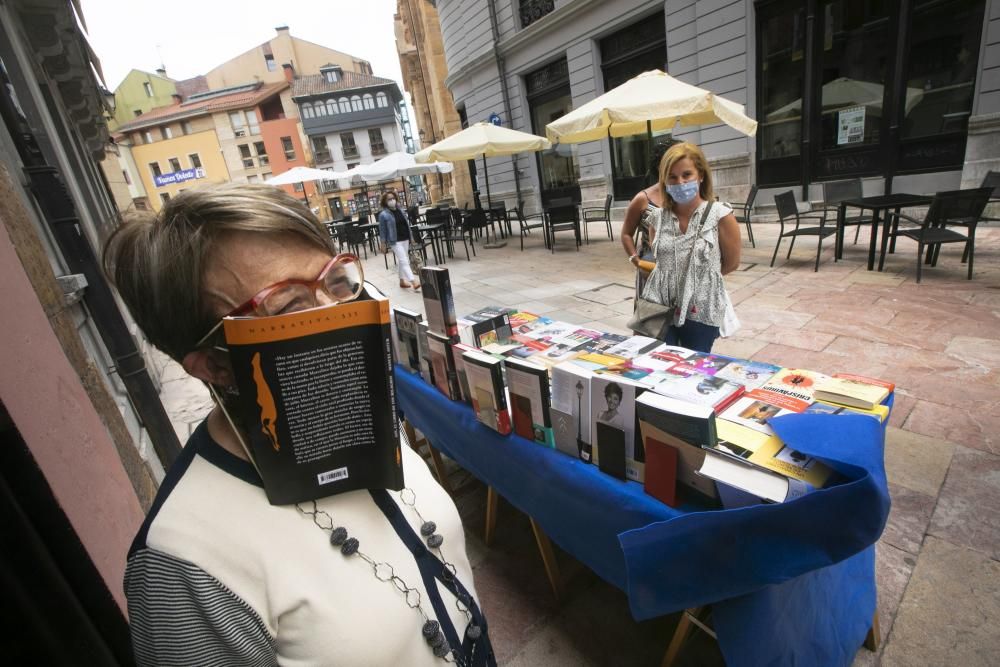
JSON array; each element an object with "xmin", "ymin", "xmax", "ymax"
[{"xmin": 396, "ymin": 365, "xmax": 892, "ymax": 667}]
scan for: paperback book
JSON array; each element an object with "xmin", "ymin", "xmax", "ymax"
[
  {"xmin": 451, "ymin": 342, "xmax": 478, "ymax": 404},
  {"xmin": 713, "ymin": 420, "xmax": 833, "ymax": 488},
  {"xmin": 223, "ymin": 288, "xmax": 403, "ymax": 505},
  {"xmin": 805, "ymin": 400, "xmax": 889, "ymax": 422},
  {"xmin": 392, "ymin": 306, "xmax": 422, "ymax": 372},
  {"xmin": 698, "ymin": 450, "xmax": 812, "ymax": 505},
  {"xmin": 719, "ymin": 395, "xmax": 794, "ymax": 436},
  {"xmin": 714, "ymin": 357, "xmax": 781, "ymax": 391},
  {"xmin": 751, "ymin": 368, "xmax": 830, "ymax": 412},
  {"xmin": 505, "ymin": 358, "xmax": 554, "ymax": 446},
  {"xmin": 635, "ymin": 391, "xmax": 719, "ymax": 502},
  {"xmin": 457, "ymin": 306, "xmax": 515, "ymax": 348},
  {"xmin": 603, "ymin": 335, "xmax": 661, "ymax": 359},
  {"xmin": 551, "ymin": 362, "xmax": 594, "ymax": 460},
  {"xmin": 814, "ymin": 373, "xmax": 893, "ymax": 410},
  {"xmin": 426, "ymin": 331, "xmax": 462, "ymax": 401},
  {"xmin": 671, "ymin": 352, "xmax": 732, "ymax": 377},
  {"xmin": 416, "ymin": 321, "xmax": 435, "ymax": 386},
  {"xmin": 590, "ymin": 375, "xmax": 647, "ymax": 482},
  {"xmin": 420, "ymin": 266, "xmax": 458, "ymax": 340},
  {"xmin": 461, "ymin": 350, "xmax": 512, "ymax": 435},
  {"xmin": 646, "ymin": 370, "xmax": 745, "ymax": 412}
]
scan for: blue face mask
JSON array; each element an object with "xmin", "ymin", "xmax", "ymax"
[{"xmin": 666, "ymin": 180, "xmax": 700, "ymax": 204}]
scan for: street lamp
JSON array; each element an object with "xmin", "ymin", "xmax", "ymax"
[{"xmin": 575, "ymin": 379, "xmax": 585, "ymax": 460}]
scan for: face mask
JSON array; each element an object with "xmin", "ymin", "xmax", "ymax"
[
  {"xmin": 387, "ymin": 199, "xmax": 397, "ymax": 209},
  {"xmin": 666, "ymin": 180, "xmax": 700, "ymax": 204}
]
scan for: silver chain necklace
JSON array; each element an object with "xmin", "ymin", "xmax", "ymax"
[{"xmin": 296, "ymin": 487, "xmax": 483, "ymax": 664}]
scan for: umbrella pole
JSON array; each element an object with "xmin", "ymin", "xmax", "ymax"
[
  {"xmin": 400, "ymin": 177, "xmax": 406, "ymax": 207},
  {"xmin": 481, "ymin": 154, "xmax": 506, "ymax": 249},
  {"xmin": 646, "ymin": 120, "xmax": 653, "ymax": 177},
  {"xmin": 300, "ymin": 181, "xmax": 309, "ymax": 209}
]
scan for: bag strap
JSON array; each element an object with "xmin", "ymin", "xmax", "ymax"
[{"xmin": 676, "ymin": 201, "xmax": 713, "ymax": 289}]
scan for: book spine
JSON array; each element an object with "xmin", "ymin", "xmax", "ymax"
[
  {"xmin": 380, "ymin": 311, "xmax": 404, "ymax": 489},
  {"xmin": 491, "ymin": 361, "xmax": 511, "ymax": 435}
]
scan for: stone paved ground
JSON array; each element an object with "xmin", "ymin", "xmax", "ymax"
[{"xmin": 157, "ymin": 216, "xmax": 1000, "ymax": 666}]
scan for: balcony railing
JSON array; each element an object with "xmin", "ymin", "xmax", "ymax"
[
  {"xmin": 343, "ymin": 147, "xmax": 360, "ymax": 159},
  {"xmin": 314, "ymin": 151, "xmax": 331, "ymax": 163},
  {"xmin": 371, "ymin": 143, "xmax": 387, "ymax": 156},
  {"xmin": 519, "ymin": 0, "xmax": 554, "ymax": 28}
]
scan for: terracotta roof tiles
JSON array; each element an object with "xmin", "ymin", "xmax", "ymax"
[{"xmin": 116, "ymin": 81, "xmax": 288, "ymax": 132}]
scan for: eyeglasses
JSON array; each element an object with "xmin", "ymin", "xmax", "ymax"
[{"xmin": 196, "ymin": 253, "xmax": 364, "ymax": 349}]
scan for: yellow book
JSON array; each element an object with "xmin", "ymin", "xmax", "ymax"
[
  {"xmin": 714, "ymin": 421, "xmax": 833, "ymax": 488},
  {"xmin": 807, "ymin": 400, "xmax": 889, "ymax": 423},
  {"xmin": 814, "ymin": 375, "xmax": 891, "ymax": 410}
]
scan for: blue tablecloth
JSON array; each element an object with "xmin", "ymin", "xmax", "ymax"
[{"xmin": 396, "ymin": 366, "xmax": 890, "ymax": 666}]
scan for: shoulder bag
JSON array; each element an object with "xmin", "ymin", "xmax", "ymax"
[{"xmin": 627, "ymin": 202, "xmax": 713, "ymax": 339}]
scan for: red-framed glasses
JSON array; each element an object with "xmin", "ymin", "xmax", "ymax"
[{"xmin": 196, "ymin": 253, "xmax": 364, "ymax": 349}]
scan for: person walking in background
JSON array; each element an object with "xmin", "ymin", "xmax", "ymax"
[
  {"xmin": 377, "ymin": 190, "xmax": 420, "ymax": 290},
  {"xmin": 641, "ymin": 142, "xmax": 741, "ymax": 352},
  {"xmin": 621, "ymin": 139, "xmax": 682, "ymax": 302}
]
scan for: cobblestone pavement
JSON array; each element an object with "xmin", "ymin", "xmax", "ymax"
[{"xmin": 156, "ymin": 217, "xmax": 1000, "ymax": 666}]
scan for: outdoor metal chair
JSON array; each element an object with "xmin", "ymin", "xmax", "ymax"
[
  {"xmin": 581, "ymin": 194, "xmax": 613, "ymax": 243},
  {"xmin": 772, "ymin": 190, "xmax": 836, "ymax": 272},
  {"xmin": 545, "ymin": 204, "xmax": 581, "ymax": 253},
  {"xmin": 343, "ymin": 224, "xmax": 369, "ymax": 260},
  {"xmin": 979, "ymin": 171, "xmax": 1000, "ymax": 222},
  {"xmin": 445, "ymin": 210, "xmax": 479, "ymax": 261},
  {"xmin": 510, "ymin": 201, "xmax": 547, "ymax": 250},
  {"xmin": 729, "ymin": 184, "xmax": 758, "ymax": 247},
  {"xmin": 818, "ymin": 178, "xmax": 867, "ymax": 259},
  {"xmin": 885, "ymin": 188, "xmax": 991, "ymax": 282}
]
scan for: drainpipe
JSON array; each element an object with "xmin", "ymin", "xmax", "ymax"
[
  {"xmin": 487, "ymin": 0, "xmax": 523, "ymax": 204},
  {"xmin": 0, "ymin": 75, "xmax": 182, "ymax": 469}
]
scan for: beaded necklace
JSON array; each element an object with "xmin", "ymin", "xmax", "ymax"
[{"xmin": 295, "ymin": 486, "xmax": 483, "ymax": 665}]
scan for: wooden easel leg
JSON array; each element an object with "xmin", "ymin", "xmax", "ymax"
[
  {"xmin": 661, "ymin": 607, "xmax": 703, "ymax": 667},
  {"xmin": 426, "ymin": 443, "xmax": 453, "ymax": 495},
  {"xmin": 484, "ymin": 486, "xmax": 498, "ymax": 546},
  {"xmin": 864, "ymin": 611, "xmax": 881, "ymax": 651},
  {"xmin": 403, "ymin": 420, "xmax": 453, "ymax": 495},
  {"xmin": 529, "ymin": 517, "xmax": 562, "ymax": 602}
]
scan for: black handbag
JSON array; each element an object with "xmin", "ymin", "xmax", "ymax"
[{"xmin": 627, "ymin": 202, "xmax": 714, "ymax": 338}]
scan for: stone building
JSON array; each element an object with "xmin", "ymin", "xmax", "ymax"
[
  {"xmin": 395, "ymin": 0, "xmax": 474, "ymax": 206},
  {"xmin": 436, "ymin": 0, "xmax": 999, "ymax": 213}
]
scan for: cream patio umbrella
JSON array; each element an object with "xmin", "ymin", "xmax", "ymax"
[
  {"xmin": 414, "ymin": 122, "xmax": 551, "ymax": 211},
  {"xmin": 545, "ymin": 70, "xmax": 758, "ymax": 145},
  {"xmin": 354, "ymin": 152, "xmax": 453, "ymax": 207},
  {"xmin": 265, "ymin": 166, "xmax": 343, "ymax": 209}
]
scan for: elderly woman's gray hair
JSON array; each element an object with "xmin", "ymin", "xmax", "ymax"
[{"xmin": 103, "ymin": 183, "xmax": 335, "ymax": 363}]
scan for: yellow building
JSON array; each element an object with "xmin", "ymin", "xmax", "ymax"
[{"xmin": 108, "ymin": 69, "xmax": 177, "ymax": 131}]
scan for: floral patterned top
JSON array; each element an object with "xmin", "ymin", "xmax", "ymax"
[{"xmin": 642, "ymin": 201, "xmax": 733, "ymax": 328}]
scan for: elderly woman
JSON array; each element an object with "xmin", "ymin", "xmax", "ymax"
[
  {"xmin": 377, "ymin": 190, "xmax": 420, "ymax": 290},
  {"xmin": 103, "ymin": 184, "xmax": 492, "ymax": 666},
  {"xmin": 641, "ymin": 142, "xmax": 741, "ymax": 352}
]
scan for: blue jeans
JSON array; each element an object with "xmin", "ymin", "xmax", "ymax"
[{"xmin": 664, "ymin": 319, "xmax": 720, "ymax": 353}]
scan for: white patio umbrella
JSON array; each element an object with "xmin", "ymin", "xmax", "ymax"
[
  {"xmin": 354, "ymin": 152, "xmax": 454, "ymax": 207},
  {"xmin": 414, "ymin": 122, "xmax": 551, "ymax": 209},
  {"xmin": 264, "ymin": 165, "xmax": 341, "ymax": 186},
  {"xmin": 545, "ymin": 70, "xmax": 758, "ymax": 144}
]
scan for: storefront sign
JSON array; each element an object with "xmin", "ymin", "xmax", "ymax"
[
  {"xmin": 837, "ymin": 106, "xmax": 865, "ymax": 145},
  {"xmin": 154, "ymin": 167, "xmax": 206, "ymax": 188},
  {"xmin": 488, "ymin": 113, "xmax": 502, "ymax": 126}
]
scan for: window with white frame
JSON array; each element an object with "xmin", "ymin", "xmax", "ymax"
[
  {"xmin": 143, "ymin": 81, "xmax": 153, "ymax": 97},
  {"xmin": 161, "ymin": 126, "xmax": 172, "ymax": 140},
  {"xmin": 168, "ymin": 157, "xmax": 182, "ymax": 172},
  {"xmin": 229, "ymin": 111, "xmax": 246, "ymax": 137},
  {"xmin": 143, "ymin": 130, "xmax": 154, "ymax": 144},
  {"xmin": 281, "ymin": 136, "xmax": 296, "ymax": 160},
  {"xmin": 302, "ymin": 103, "xmax": 315, "ymax": 119},
  {"xmin": 189, "ymin": 153, "xmax": 202, "ymax": 169},
  {"xmin": 246, "ymin": 109, "xmax": 260, "ymax": 135},
  {"xmin": 149, "ymin": 161, "xmax": 162, "ymax": 178},
  {"xmin": 339, "ymin": 97, "xmax": 351, "ymax": 113},
  {"xmin": 238, "ymin": 144, "xmax": 254, "ymax": 168},
  {"xmin": 315, "ymin": 102, "xmax": 327, "ymax": 117},
  {"xmin": 326, "ymin": 99, "xmax": 338, "ymax": 115},
  {"xmin": 363, "ymin": 94, "xmax": 375, "ymax": 110},
  {"xmin": 376, "ymin": 92, "xmax": 388, "ymax": 108},
  {"xmin": 350, "ymin": 95, "xmax": 362, "ymax": 112},
  {"xmin": 254, "ymin": 141, "xmax": 268, "ymax": 166},
  {"xmin": 265, "ymin": 54, "xmax": 276, "ymax": 71}
]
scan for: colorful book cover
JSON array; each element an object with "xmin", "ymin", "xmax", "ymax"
[
  {"xmin": 633, "ymin": 345, "xmax": 694, "ymax": 373},
  {"xmin": 420, "ymin": 266, "xmax": 458, "ymax": 340},
  {"xmin": 603, "ymin": 335, "xmax": 662, "ymax": 359},
  {"xmin": 223, "ymin": 290, "xmax": 402, "ymax": 504},
  {"xmin": 583, "ymin": 332, "xmax": 629, "ymax": 355},
  {"xmin": 751, "ymin": 368, "xmax": 830, "ymax": 412},
  {"xmin": 503, "ymin": 357, "xmax": 554, "ymax": 447},
  {"xmin": 571, "ymin": 351, "xmax": 629, "ymax": 371},
  {"xmin": 719, "ymin": 395, "xmax": 794, "ymax": 436},
  {"xmin": 805, "ymin": 400, "xmax": 889, "ymax": 422},
  {"xmin": 814, "ymin": 374, "xmax": 893, "ymax": 410},
  {"xmin": 715, "ymin": 357, "xmax": 781, "ymax": 391},
  {"xmin": 714, "ymin": 420, "xmax": 833, "ymax": 488},
  {"xmin": 646, "ymin": 371, "xmax": 745, "ymax": 412},
  {"xmin": 672, "ymin": 352, "xmax": 733, "ymax": 377},
  {"xmin": 461, "ymin": 350, "xmax": 512, "ymax": 435}
]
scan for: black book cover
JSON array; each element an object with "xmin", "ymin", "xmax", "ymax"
[
  {"xmin": 223, "ymin": 292, "xmax": 403, "ymax": 505},
  {"xmin": 420, "ymin": 266, "xmax": 458, "ymax": 340},
  {"xmin": 596, "ymin": 421, "xmax": 627, "ymax": 481},
  {"xmin": 426, "ymin": 330, "xmax": 462, "ymax": 400}
]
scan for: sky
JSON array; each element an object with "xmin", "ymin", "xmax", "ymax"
[{"xmin": 81, "ymin": 0, "xmax": 407, "ymax": 92}]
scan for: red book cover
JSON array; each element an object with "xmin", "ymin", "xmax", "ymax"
[{"xmin": 643, "ymin": 436, "xmax": 679, "ymax": 507}]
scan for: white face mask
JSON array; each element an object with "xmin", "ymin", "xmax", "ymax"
[{"xmin": 387, "ymin": 199, "xmax": 397, "ymax": 209}]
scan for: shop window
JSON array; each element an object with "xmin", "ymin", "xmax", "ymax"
[{"xmin": 526, "ymin": 58, "xmax": 580, "ymax": 205}]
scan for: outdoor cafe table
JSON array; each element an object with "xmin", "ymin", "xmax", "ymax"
[
  {"xmin": 836, "ymin": 193, "xmax": 933, "ymax": 271},
  {"xmin": 412, "ymin": 222, "xmax": 447, "ymax": 264},
  {"xmin": 395, "ymin": 365, "xmax": 891, "ymax": 667}
]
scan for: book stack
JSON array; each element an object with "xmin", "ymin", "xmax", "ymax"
[{"xmin": 396, "ymin": 305, "xmax": 893, "ymax": 507}]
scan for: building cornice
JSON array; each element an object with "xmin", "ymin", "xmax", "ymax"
[{"xmin": 444, "ymin": 0, "xmax": 603, "ymax": 91}]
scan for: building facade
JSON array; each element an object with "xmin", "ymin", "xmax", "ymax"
[
  {"xmin": 292, "ymin": 69, "xmax": 412, "ymax": 215},
  {"xmin": 114, "ymin": 80, "xmax": 314, "ymax": 211},
  {"xmin": 437, "ymin": 0, "xmax": 999, "ymax": 212},
  {"xmin": 107, "ymin": 68, "xmax": 177, "ymax": 130},
  {"xmin": 395, "ymin": 0, "xmax": 474, "ymax": 205}
]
